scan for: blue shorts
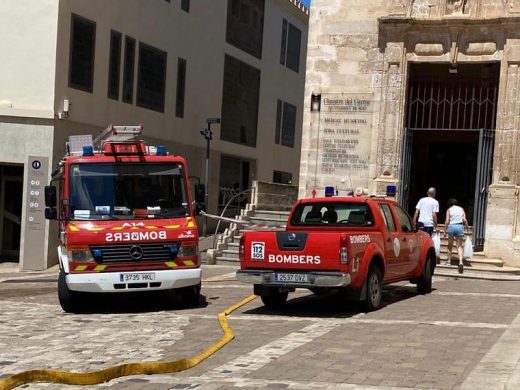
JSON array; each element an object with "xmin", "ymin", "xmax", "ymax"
[{"xmin": 447, "ymin": 224, "xmax": 464, "ymax": 239}]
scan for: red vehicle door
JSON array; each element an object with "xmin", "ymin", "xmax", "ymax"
[
  {"xmin": 392, "ymin": 204, "xmax": 420, "ymax": 275},
  {"xmin": 376, "ymin": 203, "xmax": 401, "ymax": 280}
]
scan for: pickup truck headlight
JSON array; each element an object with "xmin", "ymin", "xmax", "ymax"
[{"xmin": 66, "ymin": 245, "xmax": 95, "ymax": 262}]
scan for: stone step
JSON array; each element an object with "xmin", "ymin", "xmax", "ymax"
[
  {"xmin": 222, "ymin": 249, "xmax": 239, "ymax": 258},
  {"xmin": 215, "ymin": 256, "xmax": 240, "ymax": 265},
  {"xmin": 434, "ymin": 268, "xmax": 520, "ymax": 281},
  {"xmin": 467, "ymin": 257, "xmax": 504, "ymax": 267},
  {"xmin": 253, "ymin": 210, "xmax": 291, "ymax": 220},
  {"xmin": 228, "ymin": 242, "xmax": 239, "ymax": 248},
  {"xmin": 436, "ymin": 263, "xmax": 520, "ymax": 275},
  {"xmin": 248, "ymin": 216, "xmax": 287, "ymax": 225}
]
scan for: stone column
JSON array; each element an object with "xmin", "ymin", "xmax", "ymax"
[
  {"xmin": 375, "ymin": 43, "xmax": 404, "ymax": 194},
  {"xmin": 485, "ymin": 44, "xmax": 520, "ymax": 266}
]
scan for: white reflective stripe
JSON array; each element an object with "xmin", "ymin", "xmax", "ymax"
[{"xmin": 58, "ymin": 245, "xmax": 70, "ymax": 273}]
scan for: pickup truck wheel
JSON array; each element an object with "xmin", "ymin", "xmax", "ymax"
[
  {"xmin": 261, "ymin": 290, "xmax": 288, "ymax": 309},
  {"xmin": 180, "ymin": 283, "xmax": 201, "ymax": 307},
  {"xmin": 58, "ymin": 271, "xmax": 82, "ymax": 313},
  {"xmin": 417, "ymin": 256, "xmax": 433, "ymax": 294},
  {"xmin": 362, "ymin": 266, "xmax": 382, "ymax": 312}
]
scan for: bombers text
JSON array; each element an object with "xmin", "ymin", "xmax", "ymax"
[
  {"xmin": 268, "ymin": 254, "xmax": 321, "ymax": 265},
  {"xmin": 106, "ymin": 231, "xmax": 167, "ymax": 242}
]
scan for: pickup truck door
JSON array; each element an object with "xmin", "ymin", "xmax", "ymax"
[
  {"xmin": 392, "ymin": 205, "xmax": 420, "ymax": 275},
  {"xmin": 377, "ymin": 204, "xmax": 400, "ymax": 280}
]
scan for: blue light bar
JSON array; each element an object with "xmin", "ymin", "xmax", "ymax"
[
  {"xmin": 325, "ymin": 186, "xmax": 335, "ymax": 197},
  {"xmin": 157, "ymin": 145, "xmax": 167, "ymax": 156},
  {"xmin": 92, "ymin": 248, "xmax": 103, "ymax": 259},
  {"xmin": 82, "ymin": 145, "xmax": 94, "ymax": 157}
]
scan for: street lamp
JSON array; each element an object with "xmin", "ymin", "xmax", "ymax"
[{"xmin": 200, "ymin": 117, "xmax": 220, "ymax": 236}]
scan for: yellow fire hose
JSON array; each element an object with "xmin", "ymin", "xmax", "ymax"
[{"xmin": 0, "ymin": 294, "xmax": 257, "ymax": 390}]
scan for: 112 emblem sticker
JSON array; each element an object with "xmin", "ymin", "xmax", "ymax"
[{"xmin": 251, "ymin": 242, "xmax": 265, "ymax": 261}]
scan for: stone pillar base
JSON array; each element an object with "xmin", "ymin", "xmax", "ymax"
[{"xmin": 484, "ymin": 184, "xmax": 519, "ymax": 267}]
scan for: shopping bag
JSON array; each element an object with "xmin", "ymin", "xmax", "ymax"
[
  {"xmin": 463, "ymin": 236, "xmax": 473, "ymax": 259},
  {"xmin": 432, "ymin": 233, "xmax": 441, "ymax": 257}
]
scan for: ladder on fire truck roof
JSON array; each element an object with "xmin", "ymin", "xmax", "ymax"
[
  {"xmin": 93, "ymin": 124, "xmax": 144, "ymax": 149},
  {"xmin": 67, "ymin": 124, "xmax": 144, "ymax": 155}
]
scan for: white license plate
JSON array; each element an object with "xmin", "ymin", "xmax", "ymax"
[
  {"xmin": 275, "ymin": 273, "xmax": 309, "ymax": 283},
  {"xmin": 119, "ymin": 273, "xmax": 156, "ymax": 282}
]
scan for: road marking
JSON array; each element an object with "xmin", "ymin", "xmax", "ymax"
[
  {"xmin": 111, "ymin": 374, "xmax": 417, "ymax": 389},
  {"xmin": 461, "ymin": 311, "xmax": 520, "ymax": 390},
  {"xmin": 434, "ymin": 291, "xmax": 520, "ymax": 298},
  {"xmin": 202, "ymin": 321, "xmax": 341, "ymax": 378}
]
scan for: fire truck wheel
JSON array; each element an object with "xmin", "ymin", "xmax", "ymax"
[
  {"xmin": 180, "ymin": 283, "xmax": 201, "ymax": 307},
  {"xmin": 260, "ymin": 289, "xmax": 288, "ymax": 309},
  {"xmin": 58, "ymin": 271, "xmax": 82, "ymax": 313},
  {"xmin": 362, "ymin": 265, "xmax": 382, "ymax": 312},
  {"xmin": 417, "ymin": 254, "xmax": 434, "ymax": 294}
]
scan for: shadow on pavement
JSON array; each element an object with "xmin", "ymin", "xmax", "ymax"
[
  {"xmin": 245, "ymin": 285, "xmax": 434, "ymax": 318},
  {"xmin": 73, "ymin": 291, "xmax": 209, "ymax": 314}
]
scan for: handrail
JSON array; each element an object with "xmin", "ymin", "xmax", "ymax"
[{"xmin": 212, "ymin": 189, "xmax": 250, "ymax": 250}]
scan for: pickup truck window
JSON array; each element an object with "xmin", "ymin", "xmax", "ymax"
[
  {"xmin": 394, "ymin": 205, "xmax": 414, "ymax": 232},
  {"xmin": 291, "ymin": 202, "xmax": 374, "ymax": 227},
  {"xmin": 378, "ymin": 203, "xmax": 396, "ymax": 232}
]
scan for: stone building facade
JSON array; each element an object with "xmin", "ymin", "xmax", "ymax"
[{"xmin": 299, "ymin": 0, "xmax": 520, "ymax": 265}]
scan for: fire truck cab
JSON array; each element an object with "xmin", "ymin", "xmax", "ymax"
[{"xmin": 45, "ymin": 125, "xmax": 203, "ymax": 312}]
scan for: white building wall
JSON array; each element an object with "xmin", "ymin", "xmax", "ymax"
[
  {"xmin": 0, "ymin": 0, "xmax": 58, "ymax": 115},
  {"xmin": 0, "ymin": 0, "xmax": 58, "ymax": 270}
]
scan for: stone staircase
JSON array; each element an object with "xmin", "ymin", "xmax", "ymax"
[
  {"xmin": 433, "ymin": 225, "xmax": 520, "ymax": 280},
  {"xmin": 210, "ymin": 209, "xmax": 289, "ymax": 265}
]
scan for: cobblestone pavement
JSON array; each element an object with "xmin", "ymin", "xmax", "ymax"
[{"xmin": 1, "ymin": 265, "xmax": 520, "ymax": 389}]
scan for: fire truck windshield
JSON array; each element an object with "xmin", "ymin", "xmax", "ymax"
[{"xmin": 68, "ymin": 163, "xmax": 189, "ymax": 220}]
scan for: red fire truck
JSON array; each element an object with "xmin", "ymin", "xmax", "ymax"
[{"xmin": 45, "ymin": 125, "xmax": 204, "ymax": 312}]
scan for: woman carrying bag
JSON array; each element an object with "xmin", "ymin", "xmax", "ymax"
[{"xmin": 444, "ymin": 198, "xmax": 469, "ymax": 274}]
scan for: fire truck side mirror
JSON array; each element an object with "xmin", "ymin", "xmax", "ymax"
[
  {"xmin": 45, "ymin": 207, "xmax": 57, "ymax": 220},
  {"xmin": 45, "ymin": 186, "xmax": 57, "ymax": 208},
  {"xmin": 195, "ymin": 202, "xmax": 206, "ymax": 215},
  {"xmin": 194, "ymin": 183, "xmax": 205, "ymax": 204}
]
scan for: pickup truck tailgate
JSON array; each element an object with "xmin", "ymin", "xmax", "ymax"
[{"xmin": 242, "ymin": 231, "xmax": 341, "ymax": 271}]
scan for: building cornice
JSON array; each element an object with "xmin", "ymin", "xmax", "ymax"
[
  {"xmin": 379, "ymin": 15, "xmax": 520, "ymax": 30},
  {"xmin": 285, "ymin": 0, "xmax": 309, "ymax": 17}
]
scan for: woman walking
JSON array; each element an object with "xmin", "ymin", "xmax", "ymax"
[{"xmin": 444, "ymin": 198, "xmax": 468, "ymax": 274}]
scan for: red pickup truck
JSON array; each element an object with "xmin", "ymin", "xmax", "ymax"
[{"xmin": 237, "ymin": 196, "xmax": 436, "ymax": 311}]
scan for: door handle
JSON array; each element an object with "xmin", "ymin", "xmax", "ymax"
[
  {"xmin": 387, "ymin": 238, "xmax": 391, "ymax": 243},
  {"xmin": 402, "ymin": 238, "xmax": 407, "ymax": 242}
]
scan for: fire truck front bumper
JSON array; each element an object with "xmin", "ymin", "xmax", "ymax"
[
  {"xmin": 65, "ymin": 268, "xmax": 202, "ymax": 293},
  {"xmin": 236, "ymin": 270, "xmax": 351, "ymax": 288}
]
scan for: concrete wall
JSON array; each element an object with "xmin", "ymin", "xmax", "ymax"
[{"xmin": 53, "ymin": 0, "xmax": 308, "ymax": 215}]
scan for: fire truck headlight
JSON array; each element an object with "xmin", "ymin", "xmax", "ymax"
[
  {"xmin": 66, "ymin": 245, "xmax": 95, "ymax": 262},
  {"xmin": 177, "ymin": 241, "xmax": 197, "ymax": 258}
]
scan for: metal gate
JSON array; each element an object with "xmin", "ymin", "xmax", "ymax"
[
  {"xmin": 398, "ymin": 128, "xmax": 413, "ymax": 210},
  {"xmin": 400, "ymin": 63, "xmax": 499, "ymax": 251},
  {"xmin": 473, "ymin": 129, "xmax": 494, "ymax": 250}
]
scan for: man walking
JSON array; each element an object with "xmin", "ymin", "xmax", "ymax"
[{"xmin": 413, "ymin": 187, "xmax": 439, "ymax": 236}]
